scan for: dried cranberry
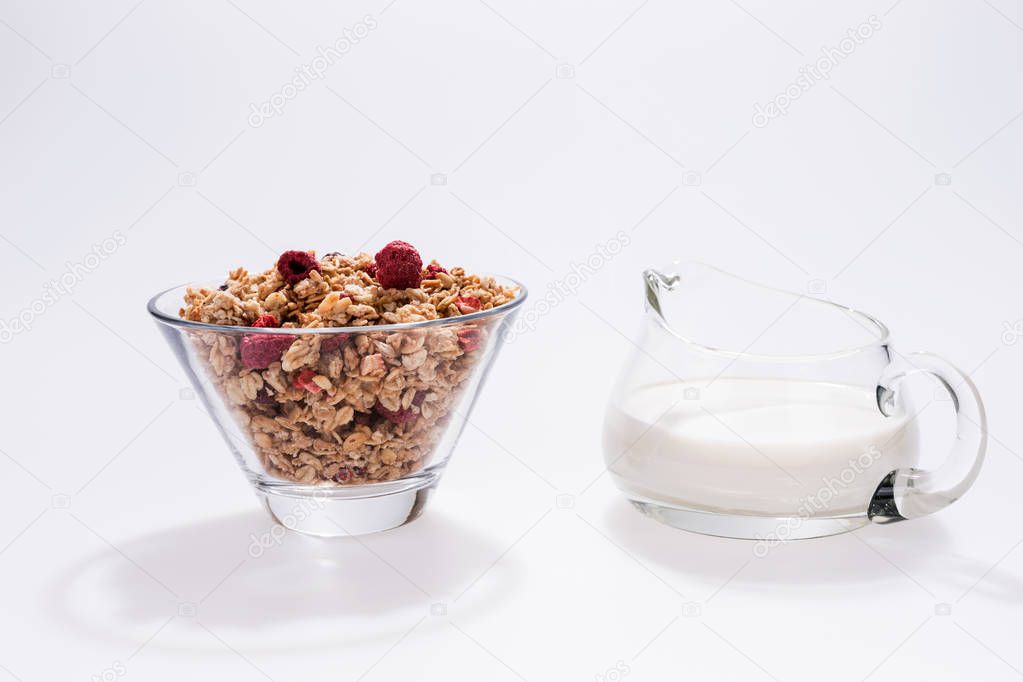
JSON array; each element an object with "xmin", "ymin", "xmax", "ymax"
[
  {"xmin": 254, "ymin": 388, "xmax": 276, "ymax": 405},
  {"xmin": 332, "ymin": 465, "xmax": 366, "ymax": 483},
  {"xmin": 320, "ymin": 333, "xmax": 350, "ymax": 353},
  {"xmin": 457, "ymin": 328, "xmax": 482, "ymax": 352},
  {"xmin": 375, "ymin": 402, "xmax": 418, "ymax": 424}
]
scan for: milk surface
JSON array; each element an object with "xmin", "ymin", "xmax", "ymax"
[{"xmin": 603, "ymin": 378, "xmax": 917, "ymax": 516}]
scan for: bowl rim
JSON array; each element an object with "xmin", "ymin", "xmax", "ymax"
[{"xmin": 147, "ymin": 275, "xmax": 529, "ymax": 334}]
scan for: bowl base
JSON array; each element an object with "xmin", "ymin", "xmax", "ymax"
[
  {"xmin": 257, "ymin": 472, "xmax": 439, "ymax": 538},
  {"xmin": 628, "ymin": 499, "xmax": 868, "ymax": 541}
]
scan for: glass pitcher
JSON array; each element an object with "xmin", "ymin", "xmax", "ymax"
[{"xmin": 602, "ymin": 262, "xmax": 986, "ymax": 540}]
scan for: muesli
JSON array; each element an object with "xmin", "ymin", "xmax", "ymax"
[{"xmin": 180, "ymin": 241, "xmax": 518, "ymax": 485}]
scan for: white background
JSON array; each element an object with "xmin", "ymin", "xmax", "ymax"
[{"xmin": 1, "ymin": 1, "xmax": 1021, "ymax": 680}]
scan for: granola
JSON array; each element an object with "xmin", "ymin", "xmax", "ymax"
[{"xmin": 180, "ymin": 243, "xmax": 517, "ymax": 485}]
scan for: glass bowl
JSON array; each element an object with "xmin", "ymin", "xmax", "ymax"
[{"xmin": 148, "ymin": 277, "xmax": 526, "ymax": 537}]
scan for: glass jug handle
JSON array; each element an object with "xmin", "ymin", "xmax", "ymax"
[{"xmin": 869, "ymin": 352, "xmax": 987, "ymax": 523}]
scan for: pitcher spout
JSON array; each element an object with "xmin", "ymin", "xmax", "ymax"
[{"xmin": 639, "ymin": 261, "xmax": 889, "ymax": 360}]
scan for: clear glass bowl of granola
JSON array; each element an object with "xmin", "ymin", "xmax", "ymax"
[{"xmin": 148, "ymin": 243, "xmax": 525, "ymax": 537}]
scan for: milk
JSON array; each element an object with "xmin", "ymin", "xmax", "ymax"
[{"xmin": 603, "ymin": 378, "xmax": 917, "ymax": 517}]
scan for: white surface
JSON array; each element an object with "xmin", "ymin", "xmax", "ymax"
[{"xmin": 0, "ymin": 1, "xmax": 1021, "ymax": 680}]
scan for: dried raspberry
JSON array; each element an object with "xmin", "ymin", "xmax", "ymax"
[
  {"xmin": 276, "ymin": 250, "xmax": 321, "ymax": 284},
  {"xmin": 240, "ymin": 334, "xmax": 293, "ymax": 369},
  {"xmin": 293, "ymin": 368, "xmax": 322, "ymax": 393},
  {"xmin": 455, "ymin": 296, "xmax": 482, "ymax": 314},
  {"xmin": 320, "ymin": 333, "xmax": 350, "ymax": 353},
  {"xmin": 375, "ymin": 402, "xmax": 418, "ymax": 424},
  {"xmin": 457, "ymin": 328, "xmax": 482, "ymax": 352},
  {"xmin": 374, "ymin": 240, "xmax": 423, "ymax": 289},
  {"xmin": 251, "ymin": 314, "xmax": 279, "ymax": 328},
  {"xmin": 426, "ymin": 263, "xmax": 447, "ymax": 277}
]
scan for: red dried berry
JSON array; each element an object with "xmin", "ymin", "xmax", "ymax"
[
  {"xmin": 293, "ymin": 368, "xmax": 322, "ymax": 393},
  {"xmin": 375, "ymin": 402, "xmax": 418, "ymax": 424},
  {"xmin": 374, "ymin": 240, "xmax": 423, "ymax": 290},
  {"xmin": 457, "ymin": 328, "xmax": 482, "ymax": 352},
  {"xmin": 426, "ymin": 263, "xmax": 447, "ymax": 276},
  {"xmin": 332, "ymin": 465, "xmax": 368, "ymax": 483},
  {"xmin": 455, "ymin": 296, "xmax": 482, "ymax": 314},
  {"xmin": 276, "ymin": 250, "xmax": 321, "ymax": 284},
  {"xmin": 240, "ymin": 334, "xmax": 294, "ymax": 369},
  {"xmin": 320, "ymin": 332, "xmax": 350, "ymax": 353},
  {"xmin": 251, "ymin": 314, "xmax": 279, "ymax": 328}
]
